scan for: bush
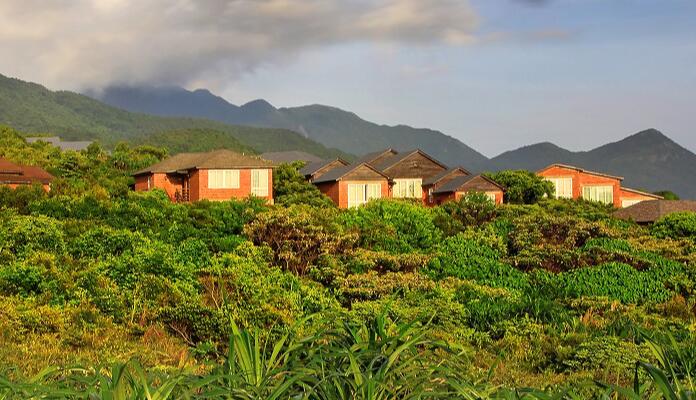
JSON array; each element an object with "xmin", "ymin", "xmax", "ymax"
[
  {"xmin": 427, "ymin": 232, "xmax": 528, "ymax": 290},
  {"xmin": 272, "ymin": 162, "xmax": 335, "ymax": 207},
  {"xmin": 244, "ymin": 206, "xmax": 355, "ymax": 274},
  {"xmin": 652, "ymin": 212, "xmax": 696, "ymax": 240},
  {"xmin": 341, "ymin": 199, "xmax": 441, "ymax": 253},
  {"xmin": 434, "ymin": 192, "xmax": 497, "ymax": 235}
]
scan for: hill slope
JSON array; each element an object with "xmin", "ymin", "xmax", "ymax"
[
  {"xmin": 0, "ymin": 74, "xmax": 349, "ymax": 159},
  {"xmin": 93, "ymin": 85, "xmax": 491, "ymax": 170},
  {"xmin": 491, "ymin": 129, "xmax": 696, "ymax": 199}
]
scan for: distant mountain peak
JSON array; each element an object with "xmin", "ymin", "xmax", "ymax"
[{"xmin": 241, "ymin": 99, "xmax": 276, "ymax": 111}]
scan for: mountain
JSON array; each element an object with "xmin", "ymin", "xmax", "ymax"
[
  {"xmin": 491, "ymin": 129, "xmax": 696, "ymax": 199},
  {"xmin": 92, "ymin": 85, "xmax": 491, "ymax": 171},
  {"xmin": 0, "ymin": 74, "xmax": 349, "ymax": 159}
]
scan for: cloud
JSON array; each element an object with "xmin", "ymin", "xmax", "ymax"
[{"xmin": 0, "ymin": 0, "xmax": 479, "ymax": 90}]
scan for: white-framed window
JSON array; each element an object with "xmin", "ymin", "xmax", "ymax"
[
  {"xmin": 147, "ymin": 175, "xmax": 153, "ymax": 190},
  {"xmin": 208, "ymin": 169, "xmax": 240, "ymax": 189},
  {"xmin": 485, "ymin": 192, "xmax": 497, "ymax": 203},
  {"xmin": 621, "ymin": 199, "xmax": 643, "ymax": 208},
  {"xmin": 582, "ymin": 185, "xmax": 614, "ymax": 205},
  {"xmin": 546, "ymin": 177, "xmax": 573, "ymax": 199},
  {"xmin": 392, "ymin": 178, "xmax": 422, "ymax": 198},
  {"xmin": 347, "ymin": 183, "xmax": 381, "ymax": 208},
  {"xmin": 251, "ymin": 169, "xmax": 269, "ymax": 196}
]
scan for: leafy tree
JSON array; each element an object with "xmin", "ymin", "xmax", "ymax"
[
  {"xmin": 272, "ymin": 162, "xmax": 334, "ymax": 207},
  {"xmin": 434, "ymin": 192, "xmax": 497, "ymax": 235},
  {"xmin": 654, "ymin": 190, "xmax": 680, "ymax": 200},
  {"xmin": 486, "ymin": 170, "xmax": 554, "ymax": 204}
]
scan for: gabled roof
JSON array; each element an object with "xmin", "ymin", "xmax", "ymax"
[
  {"xmin": 614, "ymin": 200, "xmax": 696, "ymax": 223},
  {"xmin": 354, "ymin": 148, "xmax": 398, "ymax": 165},
  {"xmin": 0, "ymin": 157, "xmax": 54, "ymax": 184},
  {"xmin": 312, "ymin": 162, "xmax": 390, "ymax": 184},
  {"xmin": 433, "ymin": 174, "xmax": 504, "ymax": 194},
  {"xmin": 261, "ymin": 151, "xmax": 323, "ymax": 164},
  {"xmin": 134, "ymin": 149, "xmax": 275, "ymax": 175},
  {"xmin": 423, "ymin": 166, "xmax": 471, "ymax": 186},
  {"xmin": 299, "ymin": 158, "xmax": 350, "ymax": 177},
  {"xmin": 372, "ymin": 149, "xmax": 448, "ymax": 172},
  {"xmin": 621, "ymin": 187, "xmax": 664, "ymax": 199},
  {"xmin": 538, "ymin": 163, "xmax": 624, "ymax": 181}
]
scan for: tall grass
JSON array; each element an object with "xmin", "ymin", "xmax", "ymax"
[{"xmin": 0, "ymin": 318, "xmax": 690, "ymax": 399}]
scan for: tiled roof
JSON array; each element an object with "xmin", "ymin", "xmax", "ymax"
[
  {"xmin": 312, "ymin": 162, "xmax": 389, "ymax": 184},
  {"xmin": 134, "ymin": 149, "xmax": 275, "ymax": 175},
  {"xmin": 354, "ymin": 148, "xmax": 398, "ymax": 165},
  {"xmin": 260, "ymin": 151, "xmax": 323, "ymax": 164},
  {"xmin": 423, "ymin": 166, "xmax": 471, "ymax": 186},
  {"xmin": 0, "ymin": 157, "xmax": 54, "ymax": 184},
  {"xmin": 372, "ymin": 149, "xmax": 448, "ymax": 172},
  {"xmin": 614, "ymin": 200, "xmax": 696, "ymax": 223},
  {"xmin": 299, "ymin": 158, "xmax": 349, "ymax": 177},
  {"xmin": 433, "ymin": 174, "xmax": 504, "ymax": 194},
  {"xmin": 538, "ymin": 163, "xmax": 624, "ymax": 181}
]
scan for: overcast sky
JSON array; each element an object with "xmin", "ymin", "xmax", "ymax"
[{"xmin": 1, "ymin": 0, "xmax": 695, "ymax": 156}]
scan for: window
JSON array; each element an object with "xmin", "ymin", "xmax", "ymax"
[
  {"xmin": 546, "ymin": 177, "xmax": 573, "ymax": 199},
  {"xmin": 621, "ymin": 199, "xmax": 643, "ymax": 208},
  {"xmin": 347, "ymin": 183, "xmax": 381, "ymax": 208},
  {"xmin": 392, "ymin": 178, "xmax": 422, "ymax": 198},
  {"xmin": 485, "ymin": 192, "xmax": 497, "ymax": 203},
  {"xmin": 582, "ymin": 185, "xmax": 614, "ymax": 205},
  {"xmin": 208, "ymin": 169, "xmax": 240, "ymax": 189},
  {"xmin": 147, "ymin": 175, "xmax": 152, "ymax": 190},
  {"xmin": 251, "ymin": 169, "xmax": 269, "ymax": 196}
]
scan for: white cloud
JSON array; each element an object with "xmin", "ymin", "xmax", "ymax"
[{"xmin": 0, "ymin": 0, "xmax": 479, "ymax": 89}]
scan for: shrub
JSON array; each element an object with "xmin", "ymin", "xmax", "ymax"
[
  {"xmin": 434, "ymin": 192, "xmax": 497, "ymax": 235},
  {"xmin": 427, "ymin": 232, "xmax": 528, "ymax": 290},
  {"xmin": 245, "ymin": 205, "xmax": 355, "ymax": 274},
  {"xmin": 341, "ymin": 199, "xmax": 442, "ymax": 253},
  {"xmin": 652, "ymin": 212, "xmax": 696, "ymax": 240},
  {"xmin": 272, "ymin": 162, "xmax": 335, "ymax": 207}
]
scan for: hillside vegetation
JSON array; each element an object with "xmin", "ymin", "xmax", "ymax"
[
  {"xmin": 1, "ymin": 125, "xmax": 696, "ymax": 398},
  {"xmin": 0, "ymin": 74, "xmax": 349, "ymax": 160}
]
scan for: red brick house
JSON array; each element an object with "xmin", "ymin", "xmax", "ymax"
[
  {"xmin": 537, "ymin": 164, "xmax": 662, "ymax": 208},
  {"xmin": 431, "ymin": 175, "xmax": 505, "ymax": 205},
  {"xmin": 0, "ymin": 157, "xmax": 54, "ymax": 191},
  {"xmin": 133, "ymin": 149, "xmax": 275, "ymax": 202},
  {"xmin": 311, "ymin": 162, "xmax": 391, "ymax": 208},
  {"xmin": 422, "ymin": 166, "xmax": 471, "ymax": 206}
]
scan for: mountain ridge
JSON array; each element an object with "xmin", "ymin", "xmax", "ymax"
[{"xmin": 92, "ymin": 85, "xmax": 492, "ymax": 171}]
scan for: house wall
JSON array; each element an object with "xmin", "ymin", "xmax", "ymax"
[
  {"xmin": 191, "ymin": 168, "xmax": 274, "ymax": 202},
  {"xmin": 619, "ymin": 189, "xmax": 660, "ymax": 208},
  {"xmin": 538, "ymin": 166, "xmax": 622, "ymax": 207},
  {"xmin": 0, "ymin": 182, "xmax": 51, "ymax": 191},
  {"xmin": 316, "ymin": 178, "xmax": 389, "ymax": 208},
  {"xmin": 383, "ymin": 152, "xmax": 447, "ymax": 204},
  {"xmin": 134, "ymin": 172, "xmax": 184, "ymax": 201},
  {"xmin": 337, "ymin": 179, "xmax": 390, "ymax": 208},
  {"xmin": 316, "ymin": 181, "xmax": 340, "ymax": 205}
]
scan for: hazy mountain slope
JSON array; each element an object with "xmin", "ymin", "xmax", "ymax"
[
  {"xmin": 0, "ymin": 74, "xmax": 349, "ymax": 159},
  {"xmin": 490, "ymin": 142, "xmax": 580, "ymax": 171},
  {"xmin": 92, "ymin": 85, "xmax": 491, "ymax": 170},
  {"xmin": 491, "ymin": 129, "xmax": 696, "ymax": 199}
]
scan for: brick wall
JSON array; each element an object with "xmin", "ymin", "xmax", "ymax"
[
  {"xmin": 191, "ymin": 168, "xmax": 273, "ymax": 202},
  {"xmin": 539, "ymin": 166, "xmax": 622, "ymax": 208}
]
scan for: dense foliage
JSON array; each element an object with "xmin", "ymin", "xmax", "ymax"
[
  {"xmin": 1, "ymin": 125, "xmax": 695, "ymax": 397},
  {"xmin": 486, "ymin": 170, "xmax": 554, "ymax": 204}
]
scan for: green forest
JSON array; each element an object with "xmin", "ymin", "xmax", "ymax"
[{"xmin": 1, "ymin": 125, "xmax": 695, "ymax": 399}]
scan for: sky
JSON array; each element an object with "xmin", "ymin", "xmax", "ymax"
[{"xmin": 1, "ymin": 0, "xmax": 695, "ymax": 157}]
